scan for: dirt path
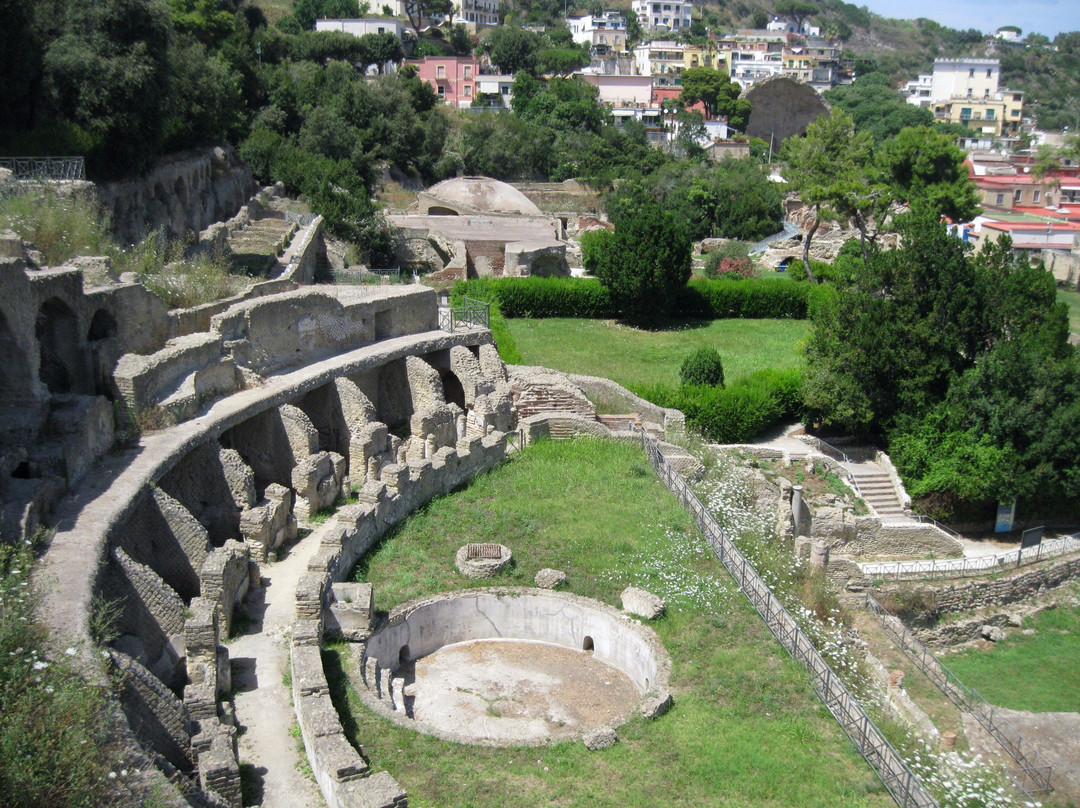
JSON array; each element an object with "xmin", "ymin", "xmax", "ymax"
[{"xmin": 229, "ymin": 527, "xmax": 328, "ymax": 808}]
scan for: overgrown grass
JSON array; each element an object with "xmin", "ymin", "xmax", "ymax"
[
  {"xmin": 0, "ymin": 537, "xmax": 126, "ymax": 807},
  {"xmin": 0, "ymin": 188, "xmax": 116, "ymax": 267},
  {"xmin": 337, "ymin": 438, "xmax": 892, "ymax": 808},
  {"xmin": 942, "ymin": 600, "xmax": 1080, "ymax": 713},
  {"xmin": 505, "ymin": 317, "xmax": 808, "ymax": 393},
  {"xmin": 0, "ymin": 189, "xmax": 251, "ymax": 308}
]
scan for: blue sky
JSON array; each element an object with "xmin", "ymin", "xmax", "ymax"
[{"xmin": 855, "ymin": 0, "xmax": 1080, "ymax": 38}]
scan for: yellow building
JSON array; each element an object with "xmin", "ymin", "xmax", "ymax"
[{"xmin": 933, "ymin": 89, "xmax": 1024, "ymax": 137}]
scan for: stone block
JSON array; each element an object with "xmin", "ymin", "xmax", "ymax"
[
  {"xmin": 582, "ymin": 725, "xmax": 617, "ymax": 750},
  {"xmin": 534, "ymin": 568, "xmax": 568, "ymax": 589},
  {"xmin": 292, "ymin": 645, "xmax": 330, "ymax": 696},
  {"xmin": 292, "ymin": 619, "xmax": 323, "ymax": 647},
  {"xmin": 621, "ymin": 587, "xmax": 665, "ymax": 620},
  {"xmin": 326, "ymin": 582, "xmax": 375, "ymax": 641},
  {"xmin": 639, "ymin": 691, "xmax": 673, "ymax": 719}
]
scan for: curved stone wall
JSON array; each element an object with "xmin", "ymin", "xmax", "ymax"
[{"xmin": 366, "ymin": 588, "xmax": 669, "ymax": 695}]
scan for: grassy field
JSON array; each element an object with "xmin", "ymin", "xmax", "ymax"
[
  {"xmin": 942, "ymin": 598, "xmax": 1080, "ymax": 714},
  {"xmin": 505, "ymin": 318, "xmax": 809, "ymax": 393},
  {"xmin": 1060, "ymin": 286, "xmax": 1080, "ymax": 339},
  {"xmin": 333, "ymin": 438, "xmax": 893, "ymax": 808}
]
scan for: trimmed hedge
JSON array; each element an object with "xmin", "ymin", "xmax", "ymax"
[
  {"xmin": 453, "ymin": 276, "xmax": 816, "ymax": 320},
  {"xmin": 640, "ymin": 368, "xmax": 804, "ymax": 444}
]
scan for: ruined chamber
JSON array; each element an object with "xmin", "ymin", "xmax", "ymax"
[{"xmin": 356, "ymin": 588, "xmax": 672, "ymax": 746}]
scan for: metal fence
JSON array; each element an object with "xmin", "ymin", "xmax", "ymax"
[
  {"xmin": 0, "ymin": 156, "xmax": 85, "ymax": 181},
  {"xmin": 864, "ymin": 593, "xmax": 1053, "ymax": 796},
  {"xmin": 638, "ymin": 430, "xmax": 939, "ymax": 808},
  {"xmin": 799, "ymin": 434, "xmax": 866, "ymax": 500},
  {"xmin": 861, "ymin": 535, "xmax": 1080, "ymax": 581},
  {"xmin": 438, "ymin": 296, "xmax": 490, "ymax": 332}
]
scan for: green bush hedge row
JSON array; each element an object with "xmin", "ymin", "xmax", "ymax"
[
  {"xmin": 453, "ymin": 277, "xmax": 817, "ymax": 320},
  {"xmin": 639, "ymin": 368, "xmax": 804, "ymax": 444}
]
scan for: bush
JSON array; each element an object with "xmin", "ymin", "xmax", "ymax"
[
  {"xmin": 643, "ymin": 368, "xmax": 804, "ymax": 443},
  {"xmin": 680, "ymin": 347, "xmax": 725, "ymax": 387},
  {"xmin": 452, "ymin": 277, "xmax": 616, "ymax": 318},
  {"xmin": 453, "ymin": 277, "xmax": 816, "ymax": 321},
  {"xmin": 578, "ymin": 228, "xmax": 613, "ymax": 276},
  {"xmin": 676, "ymin": 279, "xmax": 813, "ymax": 319}
]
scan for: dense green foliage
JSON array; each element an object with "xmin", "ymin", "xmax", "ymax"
[
  {"xmin": 823, "ymin": 73, "xmax": 934, "ymax": 144},
  {"xmin": 804, "ymin": 212, "xmax": 1080, "ymax": 519},
  {"xmin": 605, "ymin": 158, "xmax": 784, "ymax": 243},
  {"xmin": 591, "ymin": 202, "xmax": 693, "ymax": 322},
  {"xmin": 646, "ymin": 368, "xmax": 805, "ymax": 443},
  {"xmin": 679, "ymin": 67, "xmax": 751, "ymax": 129},
  {"xmin": 454, "ymin": 274, "xmax": 814, "ymax": 320},
  {"xmin": 680, "ymin": 346, "xmax": 726, "ymax": 387}
]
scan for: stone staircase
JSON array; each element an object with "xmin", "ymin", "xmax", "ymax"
[
  {"xmin": 845, "ymin": 462, "xmax": 907, "ymax": 519},
  {"xmin": 510, "ymin": 383, "xmax": 596, "ymax": 421}
]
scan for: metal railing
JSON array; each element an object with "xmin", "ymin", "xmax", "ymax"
[
  {"xmin": 438, "ymin": 296, "xmax": 490, "ymax": 332},
  {"xmin": 0, "ymin": 156, "xmax": 85, "ymax": 181},
  {"xmin": 861, "ymin": 535, "xmax": 1080, "ymax": 581},
  {"xmin": 909, "ymin": 513, "xmax": 964, "ymax": 541},
  {"xmin": 800, "ymin": 434, "xmax": 866, "ymax": 500},
  {"xmin": 638, "ymin": 429, "xmax": 939, "ymax": 808},
  {"xmin": 864, "ymin": 593, "xmax": 1053, "ymax": 796}
]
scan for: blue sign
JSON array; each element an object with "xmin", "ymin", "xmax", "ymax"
[{"xmin": 995, "ymin": 501, "xmax": 1016, "ymax": 533}]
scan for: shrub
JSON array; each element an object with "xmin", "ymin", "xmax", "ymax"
[
  {"xmin": 593, "ymin": 202, "xmax": 692, "ymax": 323},
  {"xmin": 642, "ymin": 368, "xmax": 804, "ymax": 443},
  {"xmin": 680, "ymin": 346, "xmax": 725, "ymax": 387},
  {"xmin": 0, "ymin": 188, "xmax": 116, "ymax": 267},
  {"xmin": 452, "ymin": 277, "xmax": 616, "ymax": 318},
  {"xmin": 676, "ymin": 279, "xmax": 812, "ymax": 319},
  {"xmin": 578, "ymin": 227, "xmax": 613, "ymax": 276}
]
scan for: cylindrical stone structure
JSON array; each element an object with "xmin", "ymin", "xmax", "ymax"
[
  {"xmin": 792, "ymin": 485, "xmax": 805, "ymax": 537},
  {"xmin": 809, "ymin": 539, "xmax": 830, "ymax": 571}
]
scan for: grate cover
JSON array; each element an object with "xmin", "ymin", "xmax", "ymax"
[{"xmin": 467, "ymin": 543, "xmax": 502, "ymax": 560}]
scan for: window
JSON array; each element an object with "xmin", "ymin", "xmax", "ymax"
[
  {"xmin": 969, "ymin": 67, "xmax": 975, "ymax": 77},
  {"xmin": 437, "ymin": 83, "xmax": 445, "ymax": 96},
  {"xmin": 437, "ymin": 65, "xmax": 446, "ymax": 78},
  {"xmin": 985, "ymin": 108, "xmax": 995, "ymax": 119},
  {"xmin": 501, "ymin": 85, "xmax": 510, "ymax": 94},
  {"xmin": 1033, "ymin": 190, "xmax": 1041, "ymax": 203},
  {"xmin": 986, "ymin": 68, "xmax": 992, "ymax": 78},
  {"xmin": 995, "ymin": 193, "xmax": 1005, "ymax": 205},
  {"xmin": 464, "ymin": 66, "xmax": 472, "ymax": 78},
  {"xmin": 1014, "ymin": 189, "xmax": 1023, "ymax": 203},
  {"xmin": 464, "ymin": 84, "xmax": 472, "ymax": 97},
  {"xmin": 378, "ymin": 26, "xmax": 385, "ymax": 33},
  {"xmin": 966, "ymin": 88, "xmax": 973, "ymax": 97}
]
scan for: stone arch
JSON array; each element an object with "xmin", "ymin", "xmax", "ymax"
[
  {"xmin": 35, "ymin": 297, "xmax": 84, "ymax": 394},
  {"xmin": 0, "ymin": 308, "xmax": 34, "ymax": 401},
  {"xmin": 88, "ymin": 308, "xmax": 117, "ymax": 342}
]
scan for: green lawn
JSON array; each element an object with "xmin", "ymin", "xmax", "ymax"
[
  {"xmin": 1060, "ymin": 286, "xmax": 1080, "ymax": 339},
  {"xmin": 333, "ymin": 439, "xmax": 892, "ymax": 808},
  {"xmin": 942, "ymin": 600, "xmax": 1080, "ymax": 714},
  {"xmin": 505, "ymin": 317, "xmax": 809, "ymax": 393}
]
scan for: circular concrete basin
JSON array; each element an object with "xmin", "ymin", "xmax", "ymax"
[{"xmin": 358, "ymin": 588, "xmax": 671, "ymax": 746}]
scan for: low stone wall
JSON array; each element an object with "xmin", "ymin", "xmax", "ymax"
[
  {"xmin": 567, "ymin": 372, "xmax": 686, "ymax": 443},
  {"xmin": 882, "ymin": 556, "xmax": 1080, "ymax": 617},
  {"xmin": 291, "ymin": 430, "xmax": 511, "ymax": 808}
]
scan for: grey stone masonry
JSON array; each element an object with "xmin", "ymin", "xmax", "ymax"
[
  {"xmin": 200, "ymin": 540, "xmax": 251, "ymax": 636},
  {"xmin": 280, "ymin": 403, "xmax": 320, "ymax": 460},
  {"xmin": 198, "ymin": 731, "xmax": 242, "ymax": 808},
  {"xmin": 218, "ymin": 447, "xmax": 256, "ymax": 510},
  {"xmin": 325, "ymin": 582, "xmax": 375, "ymax": 641},
  {"xmin": 109, "ymin": 649, "xmax": 194, "ymax": 773},
  {"xmin": 450, "ymin": 345, "xmax": 494, "ymax": 407},
  {"xmin": 239, "ymin": 482, "xmax": 295, "ymax": 563},
  {"xmin": 113, "ymin": 546, "xmax": 186, "ymax": 638},
  {"xmin": 292, "ymin": 450, "xmax": 346, "ymax": 521}
]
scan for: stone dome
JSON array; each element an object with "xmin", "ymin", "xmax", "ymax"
[{"xmin": 419, "ymin": 176, "xmax": 542, "ymax": 216}]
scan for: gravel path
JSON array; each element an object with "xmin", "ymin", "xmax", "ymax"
[{"xmin": 229, "ymin": 528, "xmax": 327, "ymax": 808}]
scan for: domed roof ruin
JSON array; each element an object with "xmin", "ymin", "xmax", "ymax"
[{"xmin": 418, "ymin": 176, "xmax": 543, "ymax": 216}]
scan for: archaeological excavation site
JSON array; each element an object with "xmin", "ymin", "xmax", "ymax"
[{"xmin": 3, "ymin": 152, "xmax": 1076, "ymax": 808}]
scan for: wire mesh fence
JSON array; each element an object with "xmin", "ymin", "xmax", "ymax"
[
  {"xmin": 861, "ymin": 535, "xmax": 1080, "ymax": 581},
  {"xmin": 864, "ymin": 593, "xmax": 1053, "ymax": 796},
  {"xmin": 638, "ymin": 429, "xmax": 940, "ymax": 808}
]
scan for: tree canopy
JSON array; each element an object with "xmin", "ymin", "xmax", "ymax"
[{"xmin": 679, "ymin": 67, "xmax": 751, "ymax": 128}]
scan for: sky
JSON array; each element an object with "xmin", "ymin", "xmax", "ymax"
[{"xmin": 855, "ymin": 0, "xmax": 1080, "ymax": 39}]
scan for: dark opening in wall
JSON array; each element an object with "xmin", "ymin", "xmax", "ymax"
[
  {"xmin": 582, "ymin": 636, "xmax": 594, "ymax": 653},
  {"xmin": 36, "ymin": 297, "xmax": 84, "ymax": 394},
  {"xmin": 399, "ymin": 644, "xmax": 411, "ymax": 665}
]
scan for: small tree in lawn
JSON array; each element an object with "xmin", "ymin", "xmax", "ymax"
[{"xmin": 593, "ymin": 203, "xmax": 692, "ymax": 323}]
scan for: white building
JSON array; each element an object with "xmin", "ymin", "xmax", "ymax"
[
  {"xmin": 766, "ymin": 16, "xmax": 821, "ymax": 37},
  {"xmin": 631, "ymin": 0, "xmax": 692, "ymax": 34},
  {"xmin": 475, "ymin": 74, "xmax": 515, "ymax": 107},
  {"xmin": 632, "ymin": 40, "xmax": 686, "ymax": 80},
  {"xmin": 314, "ymin": 18, "xmax": 407, "ymax": 38},
  {"xmin": 904, "ymin": 73, "xmax": 934, "ymax": 107},
  {"xmin": 457, "ymin": 0, "xmax": 498, "ymax": 27},
  {"xmin": 567, "ymin": 12, "xmax": 628, "ymax": 55},
  {"xmin": 930, "ymin": 58, "xmax": 1001, "ymax": 103}
]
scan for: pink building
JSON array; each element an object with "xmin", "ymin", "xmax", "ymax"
[{"xmin": 411, "ymin": 56, "xmax": 481, "ymax": 108}]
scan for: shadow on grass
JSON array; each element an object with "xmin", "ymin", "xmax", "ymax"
[
  {"xmin": 322, "ymin": 646, "xmax": 362, "ymax": 750},
  {"xmin": 610, "ymin": 317, "xmax": 713, "ymax": 333}
]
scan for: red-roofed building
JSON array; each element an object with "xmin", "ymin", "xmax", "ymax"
[{"xmin": 973, "ymin": 219, "xmax": 1080, "ymax": 253}]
